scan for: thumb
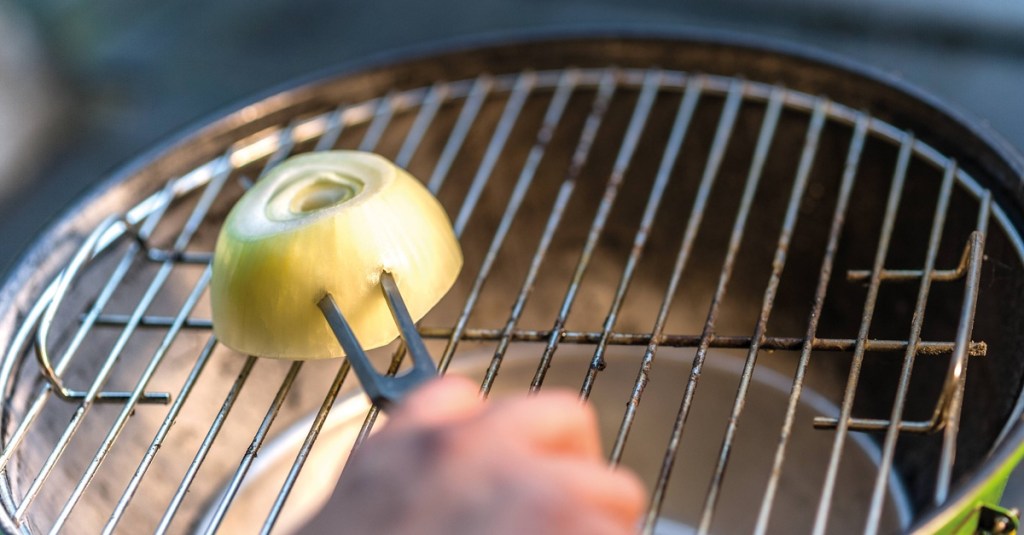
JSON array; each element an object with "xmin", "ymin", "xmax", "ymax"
[{"xmin": 387, "ymin": 375, "xmax": 484, "ymax": 428}]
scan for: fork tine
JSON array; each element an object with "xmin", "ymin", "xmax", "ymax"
[
  {"xmin": 379, "ymin": 273, "xmax": 437, "ymax": 380},
  {"xmin": 318, "ymin": 274, "xmax": 437, "ymax": 411}
]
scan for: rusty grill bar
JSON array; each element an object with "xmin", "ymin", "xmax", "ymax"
[{"xmin": 0, "ymin": 66, "xmax": 1011, "ymax": 534}]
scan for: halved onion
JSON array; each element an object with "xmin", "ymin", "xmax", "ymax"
[{"xmin": 210, "ymin": 150, "xmax": 463, "ymax": 360}]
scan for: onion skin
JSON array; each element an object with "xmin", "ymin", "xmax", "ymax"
[{"xmin": 211, "ymin": 151, "xmax": 462, "ymax": 360}]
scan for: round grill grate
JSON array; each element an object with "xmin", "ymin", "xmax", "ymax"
[{"xmin": 1, "ymin": 40, "xmax": 1023, "ymax": 535}]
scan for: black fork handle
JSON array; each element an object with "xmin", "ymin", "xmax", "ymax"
[{"xmin": 317, "ymin": 272, "xmax": 437, "ymax": 412}]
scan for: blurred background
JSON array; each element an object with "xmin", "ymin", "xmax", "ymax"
[{"xmin": 1, "ymin": 0, "xmax": 1022, "ymax": 277}]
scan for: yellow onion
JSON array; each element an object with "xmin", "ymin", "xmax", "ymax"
[{"xmin": 210, "ymin": 150, "xmax": 462, "ymax": 359}]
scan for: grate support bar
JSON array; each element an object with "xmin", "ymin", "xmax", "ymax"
[
  {"xmin": 812, "ymin": 228, "xmax": 989, "ymax": 435},
  {"xmin": 85, "ymin": 315, "xmax": 985, "ymax": 357},
  {"xmin": 934, "ymin": 193, "xmax": 990, "ymax": 504}
]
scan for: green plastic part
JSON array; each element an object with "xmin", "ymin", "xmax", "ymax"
[{"xmin": 931, "ymin": 441, "xmax": 1024, "ymax": 535}]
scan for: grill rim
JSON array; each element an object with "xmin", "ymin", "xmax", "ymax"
[{"xmin": 1, "ymin": 27, "xmax": 1023, "ymax": 534}]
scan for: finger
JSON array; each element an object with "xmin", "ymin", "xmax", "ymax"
[
  {"xmin": 529, "ymin": 456, "xmax": 648, "ymax": 530},
  {"xmin": 482, "ymin": 391, "xmax": 603, "ymax": 459},
  {"xmin": 388, "ymin": 375, "xmax": 484, "ymax": 428},
  {"xmin": 555, "ymin": 511, "xmax": 639, "ymax": 535},
  {"xmin": 549, "ymin": 507, "xmax": 642, "ymax": 535},
  {"xmin": 491, "ymin": 503, "xmax": 634, "ymax": 535}
]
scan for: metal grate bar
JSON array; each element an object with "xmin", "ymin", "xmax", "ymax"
[
  {"xmin": 0, "ymin": 299, "xmax": 52, "ymax": 527},
  {"xmin": 937, "ymin": 369, "xmax": 969, "ymax": 495},
  {"xmin": 642, "ymin": 79, "xmax": 746, "ymax": 534},
  {"xmin": 438, "ymin": 70, "xmax": 563, "ymax": 373},
  {"xmin": 155, "ymin": 357, "xmax": 257, "ymax": 535},
  {"xmin": 815, "ymin": 417, "xmax": 944, "ymax": 432},
  {"xmin": 530, "ymin": 69, "xmax": 663, "ymax": 391},
  {"xmin": 754, "ymin": 112, "xmax": 870, "ymax": 534},
  {"xmin": 83, "ymin": 315, "xmax": 986, "ymax": 357},
  {"xmin": 846, "ymin": 222, "xmax": 981, "ymax": 285},
  {"xmin": 426, "ymin": 75, "xmax": 492, "ymax": 193},
  {"xmin": 0, "ymin": 182, "xmax": 177, "ymax": 472},
  {"xmin": 479, "ymin": 70, "xmax": 618, "ymax": 396},
  {"xmin": 202, "ymin": 362, "xmax": 303, "ymax": 535},
  {"xmin": 451, "ymin": 70, "xmax": 533, "ymax": 233},
  {"xmin": 260, "ymin": 359, "xmax": 353, "ymax": 534},
  {"xmin": 145, "ymin": 250, "xmax": 213, "ymax": 265},
  {"xmin": 578, "ymin": 74, "xmax": 703, "ymax": 401},
  {"xmin": 48, "ymin": 266, "xmax": 213, "ymax": 533},
  {"xmin": 611, "ymin": 86, "xmax": 783, "ymax": 466},
  {"xmin": 102, "ymin": 336, "xmax": 218, "ymax": 534},
  {"xmin": 395, "ymin": 82, "xmax": 447, "ymax": 168},
  {"xmin": 358, "ymin": 91, "xmax": 397, "ymax": 152},
  {"xmin": 698, "ymin": 99, "xmax": 829, "ymax": 535},
  {"xmin": 864, "ymin": 160, "xmax": 958, "ymax": 535},
  {"xmin": 313, "ymin": 105, "xmax": 346, "ymax": 152},
  {"xmin": 430, "ymin": 68, "xmax": 577, "ymax": 381},
  {"xmin": 448, "ymin": 71, "xmax": 535, "ymax": 238},
  {"xmin": 812, "ymin": 134, "xmax": 916, "ymax": 535},
  {"xmin": 848, "ymin": 268, "xmax": 967, "ymax": 282},
  {"xmin": 934, "ymin": 192, "xmax": 990, "ymax": 504},
  {"xmin": 436, "ymin": 331, "xmax": 982, "ymax": 355},
  {"xmin": 13, "ymin": 163, "xmax": 232, "ymax": 522},
  {"xmin": 267, "ymin": 124, "xmax": 298, "ymax": 170}
]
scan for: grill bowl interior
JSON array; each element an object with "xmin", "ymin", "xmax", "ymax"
[
  {"xmin": 209, "ymin": 349, "xmax": 909, "ymax": 534},
  {"xmin": 0, "ymin": 34, "xmax": 1023, "ymax": 535}
]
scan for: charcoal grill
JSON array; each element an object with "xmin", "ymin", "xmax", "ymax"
[{"xmin": 1, "ymin": 32, "xmax": 1024, "ymax": 535}]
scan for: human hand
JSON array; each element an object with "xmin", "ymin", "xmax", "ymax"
[{"xmin": 312, "ymin": 376, "xmax": 646, "ymax": 534}]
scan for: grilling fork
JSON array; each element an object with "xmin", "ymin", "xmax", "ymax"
[{"xmin": 316, "ymin": 272, "xmax": 437, "ymax": 412}]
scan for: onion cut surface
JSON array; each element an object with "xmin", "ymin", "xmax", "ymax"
[{"xmin": 210, "ymin": 151, "xmax": 463, "ymax": 359}]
